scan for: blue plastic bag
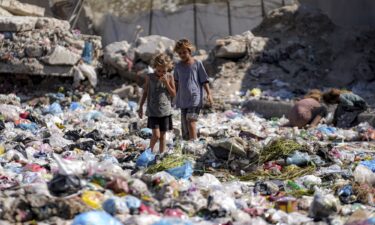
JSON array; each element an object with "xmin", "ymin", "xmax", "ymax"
[
  {"xmin": 124, "ymin": 195, "xmax": 141, "ymax": 209},
  {"xmin": 152, "ymin": 219, "xmax": 193, "ymax": 225},
  {"xmin": 72, "ymin": 211, "xmax": 123, "ymax": 225},
  {"xmin": 45, "ymin": 102, "xmax": 63, "ymax": 115},
  {"xmin": 360, "ymin": 160, "xmax": 375, "ymax": 172},
  {"xmin": 82, "ymin": 41, "xmax": 93, "ymax": 64},
  {"xmin": 70, "ymin": 102, "xmax": 84, "ymax": 111},
  {"xmin": 136, "ymin": 148, "xmax": 155, "ymax": 168},
  {"xmin": 102, "ymin": 197, "xmax": 128, "ymax": 215},
  {"xmin": 166, "ymin": 161, "xmax": 193, "ymax": 180},
  {"xmin": 83, "ymin": 111, "xmax": 102, "ymax": 121},
  {"xmin": 318, "ymin": 125, "xmax": 337, "ymax": 136},
  {"xmin": 17, "ymin": 123, "xmax": 38, "ymax": 133},
  {"xmin": 128, "ymin": 101, "xmax": 137, "ymax": 112}
]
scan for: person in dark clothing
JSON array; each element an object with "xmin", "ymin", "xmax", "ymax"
[{"xmin": 323, "ymin": 88, "xmax": 367, "ymax": 128}]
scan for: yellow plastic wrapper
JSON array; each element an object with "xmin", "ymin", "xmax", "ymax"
[
  {"xmin": 249, "ymin": 88, "xmax": 262, "ymax": 97},
  {"xmin": 81, "ymin": 191, "xmax": 104, "ymax": 209},
  {"xmin": 0, "ymin": 145, "xmax": 5, "ymax": 155}
]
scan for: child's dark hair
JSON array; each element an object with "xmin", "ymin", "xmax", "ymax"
[
  {"xmin": 174, "ymin": 39, "xmax": 196, "ymax": 53},
  {"xmin": 323, "ymin": 88, "xmax": 341, "ymax": 104},
  {"xmin": 152, "ymin": 53, "xmax": 173, "ymax": 71}
]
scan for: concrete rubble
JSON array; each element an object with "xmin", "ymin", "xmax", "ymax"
[
  {"xmin": 0, "ymin": 14, "xmax": 101, "ymax": 85},
  {"xmin": 0, "ymin": 0, "xmax": 45, "ymax": 17}
]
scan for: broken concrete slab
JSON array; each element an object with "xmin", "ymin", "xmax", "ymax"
[
  {"xmin": 135, "ymin": 35, "xmax": 175, "ymax": 63},
  {"xmin": 0, "ymin": 6, "xmax": 12, "ymax": 16},
  {"xmin": 36, "ymin": 17, "xmax": 70, "ymax": 30},
  {"xmin": 215, "ymin": 31, "xmax": 254, "ymax": 59},
  {"xmin": 42, "ymin": 46, "xmax": 81, "ymax": 66},
  {"xmin": 0, "ymin": 0, "xmax": 44, "ymax": 17},
  {"xmin": 0, "ymin": 16, "xmax": 37, "ymax": 32},
  {"xmin": 0, "ymin": 61, "xmax": 74, "ymax": 76},
  {"xmin": 104, "ymin": 41, "xmax": 132, "ymax": 71}
]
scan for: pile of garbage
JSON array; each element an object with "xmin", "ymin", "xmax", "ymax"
[
  {"xmin": 0, "ymin": 91, "xmax": 374, "ymax": 224},
  {"xmin": 209, "ymin": 4, "xmax": 375, "ymax": 106},
  {"xmin": 0, "ymin": 0, "xmax": 102, "ymax": 87}
]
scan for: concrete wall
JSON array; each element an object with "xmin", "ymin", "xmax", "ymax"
[{"xmin": 300, "ymin": 0, "xmax": 375, "ymax": 28}]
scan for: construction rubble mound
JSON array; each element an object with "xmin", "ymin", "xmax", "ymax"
[
  {"xmin": 209, "ymin": 4, "xmax": 375, "ymax": 107},
  {"xmin": 0, "ymin": 12, "xmax": 101, "ymax": 85}
]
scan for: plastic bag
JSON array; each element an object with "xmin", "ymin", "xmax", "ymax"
[
  {"xmin": 354, "ymin": 165, "xmax": 375, "ymax": 186},
  {"xmin": 103, "ymin": 197, "xmax": 129, "ymax": 215},
  {"xmin": 16, "ymin": 122, "xmax": 38, "ymax": 133},
  {"xmin": 81, "ymin": 191, "xmax": 105, "ymax": 209},
  {"xmin": 286, "ymin": 151, "xmax": 311, "ymax": 166},
  {"xmin": 82, "ymin": 41, "xmax": 93, "ymax": 64},
  {"xmin": 136, "ymin": 149, "xmax": 155, "ymax": 168},
  {"xmin": 125, "ymin": 195, "xmax": 141, "ymax": 209},
  {"xmin": 309, "ymin": 193, "xmax": 339, "ymax": 220},
  {"xmin": 44, "ymin": 102, "xmax": 63, "ymax": 115},
  {"xmin": 80, "ymin": 93, "xmax": 92, "ymax": 106},
  {"xmin": 152, "ymin": 219, "xmax": 192, "ymax": 225},
  {"xmin": 0, "ymin": 104, "xmax": 21, "ymax": 121},
  {"xmin": 166, "ymin": 161, "xmax": 193, "ymax": 180},
  {"xmin": 70, "ymin": 102, "xmax": 84, "ymax": 111},
  {"xmin": 79, "ymin": 63, "xmax": 97, "ymax": 87},
  {"xmin": 48, "ymin": 174, "xmax": 81, "ymax": 197},
  {"xmin": 72, "ymin": 211, "xmax": 123, "ymax": 225},
  {"xmin": 359, "ymin": 160, "xmax": 375, "ymax": 172}
]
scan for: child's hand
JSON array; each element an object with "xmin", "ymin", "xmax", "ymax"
[
  {"xmin": 137, "ymin": 108, "xmax": 143, "ymax": 118},
  {"xmin": 160, "ymin": 75, "xmax": 168, "ymax": 85},
  {"xmin": 207, "ymin": 94, "xmax": 214, "ymax": 107}
]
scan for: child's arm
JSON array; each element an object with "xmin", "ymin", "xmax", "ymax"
[
  {"xmin": 138, "ymin": 77, "xmax": 149, "ymax": 118},
  {"xmin": 161, "ymin": 74, "xmax": 176, "ymax": 97},
  {"xmin": 203, "ymin": 83, "xmax": 213, "ymax": 106}
]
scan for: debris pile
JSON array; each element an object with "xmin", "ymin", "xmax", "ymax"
[
  {"xmin": 0, "ymin": 90, "xmax": 373, "ymax": 224},
  {"xmin": 209, "ymin": 4, "xmax": 375, "ymax": 106},
  {"xmin": 0, "ymin": 0, "xmax": 102, "ymax": 87}
]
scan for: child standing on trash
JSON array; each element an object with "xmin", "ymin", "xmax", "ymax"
[
  {"xmin": 138, "ymin": 53, "xmax": 176, "ymax": 153},
  {"xmin": 173, "ymin": 39, "xmax": 213, "ymax": 140}
]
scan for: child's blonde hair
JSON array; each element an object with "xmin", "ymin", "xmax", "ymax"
[
  {"xmin": 174, "ymin": 39, "xmax": 196, "ymax": 53},
  {"xmin": 152, "ymin": 53, "xmax": 173, "ymax": 71},
  {"xmin": 304, "ymin": 89, "xmax": 322, "ymax": 102}
]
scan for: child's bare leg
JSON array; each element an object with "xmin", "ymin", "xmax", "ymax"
[
  {"xmin": 150, "ymin": 129, "xmax": 160, "ymax": 151},
  {"xmin": 187, "ymin": 120, "xmax": 198, "ymax": 140},
  {"xmin": 159, "ymin": 131, "xmax": 166, "ymax": 153}
]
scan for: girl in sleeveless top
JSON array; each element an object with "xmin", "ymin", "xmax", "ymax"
[{"xmin": 138, "ymin": 53, "xmax": 176, "ymax": 153}]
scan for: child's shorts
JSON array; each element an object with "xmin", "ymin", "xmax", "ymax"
[
  {"xmin": 181, "ymin": 107, "xmax": 201, "ymax": 122},
  {"xmin": 147, "ymin": 115, "xmax": 173, "ymax": 132}
]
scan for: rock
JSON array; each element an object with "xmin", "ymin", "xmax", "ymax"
[
  {"xmin": 25, "ymin": 45, "xmax": 44, "ymax": 58},
  {"xmin": 215, "ymin": 31, "xmax": 254, "ymax": 59},
  {"xmin": 104, "ymin": 41, "xmax": 132, "ymax": 71},
  {"xmin": 0, "ymin": 16, "xmax": 37, "ymax": 32},
  {"xmin": 35, "ymin": 17, "xmax": 70, "ymax": 30},
  {"xmin": 113, "ymin": 85, "xmax": 134, "ymax": 99},
  {"xmin": 0, "ymin": 6, "xmax": 12, "ymax": 16},
  {"xmin": 0, "ymin": 0, "xmax": 45, "ymax": 17},
  {"xmin": 249, "ymin": 37, "xmax": 268, "ymax": 54},
  {"xmin": 135, "ymin": 35, "xmax": 175, "ymax": 63},
  {"xmin": 42, "ymin": 46, "xmax": 81, "ymax": 66}
]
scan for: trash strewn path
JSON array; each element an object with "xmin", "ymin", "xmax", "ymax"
[{"xmin": 0, "ymin": 91, "xmax": 374, "ymax": 225}]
